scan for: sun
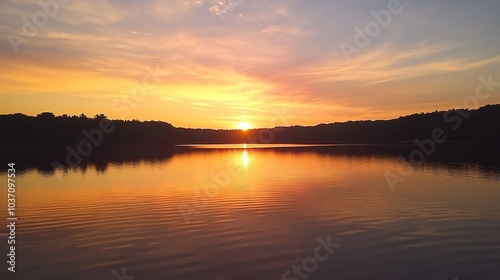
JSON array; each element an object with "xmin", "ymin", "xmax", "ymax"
[{"xmin": 238, "ymin": 122, "xmax": 251, "ymax": 131}]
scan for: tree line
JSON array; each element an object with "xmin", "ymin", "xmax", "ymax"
[{"xmin": 0, "ymin": 104, "xmax": 499, "ymax": 147}]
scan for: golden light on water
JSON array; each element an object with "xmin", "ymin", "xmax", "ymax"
[{"xmin": 242, "ymin": 150, "xmax": 249, "ymax": 167}]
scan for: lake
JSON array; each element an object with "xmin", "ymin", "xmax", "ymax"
[{"xmin": 1, "ymin": 144, "xmax": 499, "ymax": 279}]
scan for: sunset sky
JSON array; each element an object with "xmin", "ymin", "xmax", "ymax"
[{"xmin": 1, "ymin": 0, "xmax": 500, "ymax": 129}]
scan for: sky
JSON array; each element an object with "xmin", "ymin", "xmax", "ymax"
[{"xmin": 1, "ymin": 0, "xmax": 500, "ymax": 129}]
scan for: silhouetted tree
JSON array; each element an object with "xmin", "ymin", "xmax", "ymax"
[{"xmin": 0, "ymin": 105, "xmax": 499, "ymax": 147}]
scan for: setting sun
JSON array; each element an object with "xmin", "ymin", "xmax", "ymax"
[{"xmin": 238, "ymin": 122, "xmax": 251, "ymax": 131}]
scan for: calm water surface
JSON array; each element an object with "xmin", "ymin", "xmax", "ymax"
[{"xmin": 1, "ymin": 144, "xmax": 500, "ymax": 280}]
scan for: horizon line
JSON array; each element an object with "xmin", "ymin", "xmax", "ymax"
[{"xmin": 1, "ymin": 103, "xmax": 499, "ymax": 130}]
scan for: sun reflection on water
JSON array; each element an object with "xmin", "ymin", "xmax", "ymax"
[{"xmin": 242, "ymin": 150, "xmax": 249, "ymax": 168}]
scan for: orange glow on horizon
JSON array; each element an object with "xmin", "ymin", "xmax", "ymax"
[{"xmin": 238, "ymin": 122, "xmax": 251, "ymax": 131}]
